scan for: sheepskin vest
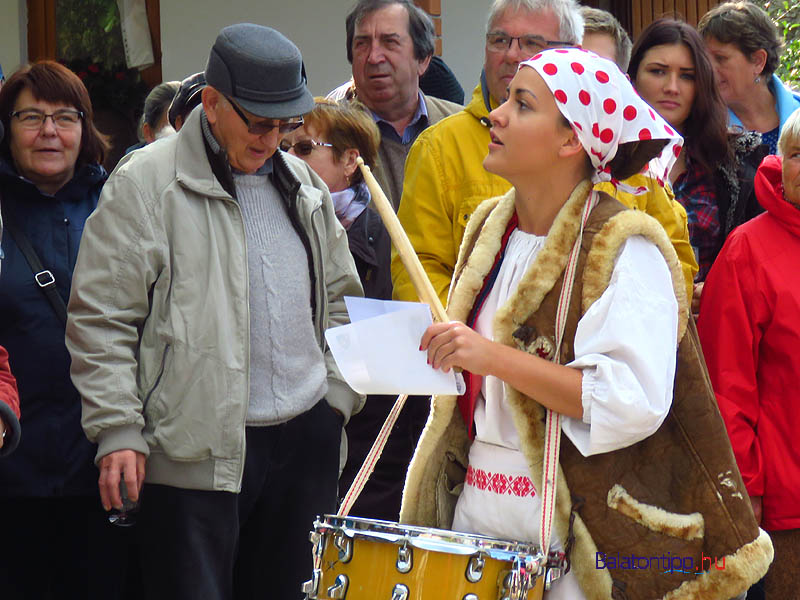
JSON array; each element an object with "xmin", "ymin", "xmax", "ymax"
[{"xmin": 399, "ymin": 181, "xmax": 773, "ymax": 600}]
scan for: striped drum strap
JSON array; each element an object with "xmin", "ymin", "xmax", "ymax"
[
  {"xmin": 337, "ymin": 393, "xmax": 408, "ymax": 518},
  {"xmin": 540, "ymin": 190, "xmax": 599, "ymax": 562}
]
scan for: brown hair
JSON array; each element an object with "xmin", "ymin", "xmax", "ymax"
[
  {"xmin": 629, "ymin": 18, "xmax": 732, "ymax": 175},
  {"xmin": 609, "ymin": 140, "xmax": 669, "ymax": 180},
  {"xmin": 0, "ymin": 61, "xmax": 109, "ymax": 167},
  {"xmin": 303, "ymin": 98, "xmax": 381, "ymax": 186},
  {"xmin": 698, "ymin": 1, "xmax": 783, "ymax": 78},
  {"xmin": 345, "ymin": 0, "xmax": 435, "ymax": 63}
]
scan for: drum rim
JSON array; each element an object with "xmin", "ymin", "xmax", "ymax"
[{"xmin": 315, "ymin": 514, "xmax": 545, "ymax": 563}]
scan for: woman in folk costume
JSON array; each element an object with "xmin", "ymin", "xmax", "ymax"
[{"xmin": 405, "ymin": 48, "xmax": 772, "ymax": 600}]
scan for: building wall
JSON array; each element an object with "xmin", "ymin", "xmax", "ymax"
[
  {"xmin": 161, "ymin": 0, "xmax": 359, "ymax": 97},
  {"xmin": 4, "ymin": 0, "xmax": 513, "ymax": 100},
  {"xmin": 159, "ymin": 0, "xmax": 489, "ymax": 98},
  {"xmin": 441, "ymin": 0, "xmax": 491, "ymax": 96},
  {"xmin": 0, "ymin": 0, "xmax": 27, "ymax": 76},
  {"xmin": 5, "ymin": 0, "xmax": 730, "ymax": 94}
]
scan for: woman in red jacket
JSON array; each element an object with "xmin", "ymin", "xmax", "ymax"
[
  {"xmin": 0, "ymin": 344, "xmax": 20, "ymax": 456},
  {"xmin": 698, "ymin": 107, "xmax": 800, "ymax": 597},
  {"xmin": 0, "ymin": 120, "xmax": 20, "ymax": 457}
]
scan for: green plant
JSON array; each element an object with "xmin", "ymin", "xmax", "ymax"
[
  {"xmin": 56, "ymin": 0, "xmax": 147, "ymax": 117},
  {"xmin": 56, "ymin": 0, "xmax": 126, "ymax": 67},
  {"xmin": 753, "ymin": 0, "xmax": 800, "ymax": 89}
]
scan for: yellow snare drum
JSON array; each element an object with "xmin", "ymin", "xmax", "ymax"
[{"xmin": 302, "ymin": 515, "xmax": 545, "ymax": 600}]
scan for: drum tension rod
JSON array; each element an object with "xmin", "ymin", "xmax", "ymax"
[
  {"xmin": 327, "ymin": 574, "xmax": 349, "ymax": 599},
  {"xmin": 465, "ymin": 554, "xmax": 486, "ymax": 583},
  {"xmin": 391, "ymin": 583, "xmax": 409, "ymax": 600},
  {"xmin": 396, "ymin": 541, "xmax": 413, "ymax": 573}
]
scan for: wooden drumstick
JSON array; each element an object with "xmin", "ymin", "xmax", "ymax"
[
  {"xmin": 338, "ymin": 160, "xmax": 460, "ymax": 519},
  {"xmin": 356, "ymin": 157, "xmax": 449, "ymax": 323}
]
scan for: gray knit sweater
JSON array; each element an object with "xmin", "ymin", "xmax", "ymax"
[
  {"xmin": 201, "ymin": 113, "xmax": 327, "ymax": 423},
  {"xmin": 234, "ymin": 172, "xmax": 327, "ymax": 425}
]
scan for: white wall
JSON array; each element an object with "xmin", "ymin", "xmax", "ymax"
[
  {"xmin": 0, "ymin": 0, "xmax": 491, "ymax": 100},
  {"xmin": 0, "ymin": 0, "xmax": 27, "ymax": 77},
  {"xmin": 161, "ymin": 0, "xmax": 491, "ymax": 100},
  {"xmin": 440, "ymin": 0, "xmax": 492, "ymax": 98},
  {"xmin": 161, "ymin": 0, "xmax": 358, "ymax": 96}
]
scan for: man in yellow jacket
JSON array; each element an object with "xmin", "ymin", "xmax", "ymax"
[{"xmin": 393, "ymin": 0, "xmax": 697, "ymax": 307}]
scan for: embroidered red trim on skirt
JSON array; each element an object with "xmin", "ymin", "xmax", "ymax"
[{"xmin": 465, "ymin": 465, "xmax": 537, "ymax": 497}]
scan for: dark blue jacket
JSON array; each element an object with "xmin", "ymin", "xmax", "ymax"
[{"xmin": 0, "ymin": 159, "xmax": 106, "ymax": 496}]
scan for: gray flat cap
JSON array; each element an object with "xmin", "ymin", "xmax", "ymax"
[{"xmin": 205, "ymin": 23, "xmax": 314, "ymax": 119}]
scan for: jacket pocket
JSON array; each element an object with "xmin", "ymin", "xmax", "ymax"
[
  {"xmin": 455, "ymin": 196, "xmax": 488, "ymax": 231},
  {"xmin": 145, "ymin": 342, "xmax": 243, "ymax": 461}
]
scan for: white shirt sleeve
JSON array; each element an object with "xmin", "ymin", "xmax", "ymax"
[{"xmin": 561, "ymin": 235, "xmax": 678, "ymax": 457}]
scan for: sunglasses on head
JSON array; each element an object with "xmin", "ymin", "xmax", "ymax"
[
  {"xmin": 279, "ymin": 139, "xmax": 334, "ymax": 156},
  {"xmin": 223, "ymin": 94, "xmax": 303, "ymax": 135}
]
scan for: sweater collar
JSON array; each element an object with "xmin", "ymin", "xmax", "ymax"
[{"xmin": 754, "ymin": 154, "xmax": 800, "ymax": 236}]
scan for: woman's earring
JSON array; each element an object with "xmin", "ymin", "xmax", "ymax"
[{"xmin": 755, "ymin": 75, "xmax": 761, "ymax": 84}]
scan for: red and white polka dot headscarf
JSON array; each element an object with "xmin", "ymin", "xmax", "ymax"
[{"xmin": 520, "ymin": 48, "xmax": 683, "ymax": 192}]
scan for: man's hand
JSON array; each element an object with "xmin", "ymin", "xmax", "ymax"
[
  {"xmin": 98, "ymin": 449, "xmax": 146, "ymax": 511},
  {"xmin": 749, "ymin": 495, "xmax": 763, "ymax": 525}
]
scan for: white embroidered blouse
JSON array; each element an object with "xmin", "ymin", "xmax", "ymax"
[{"xmin": 473, "ymin": 229, "xmax": 679, "ymax": 457}]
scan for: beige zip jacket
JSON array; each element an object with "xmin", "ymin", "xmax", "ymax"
[{"xmin": 66, "ymin": 108, "xmax": 363, "ymax": 493}]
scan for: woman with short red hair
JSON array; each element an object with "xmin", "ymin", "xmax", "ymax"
[{"xmin": 0, "ymin": 61, "xmax": 131, "ymax": 599}]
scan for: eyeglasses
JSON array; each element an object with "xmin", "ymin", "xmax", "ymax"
[
  {"xmin": 223, "ymin": 95, "xmax": 303, "ymax": 135},
  {"xmin": 11, "ymin": 108, "xmax": 84, "ymax": 130},
  {"xmin": 279, "ymin": 139, "xmax": 334, "ymax": 156},
  {"xmin": 485, "ymin": 32, "xmax": 573, "ymax": 56}
]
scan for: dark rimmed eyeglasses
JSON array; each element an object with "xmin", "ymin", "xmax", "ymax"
[
  {"xmin": 485, "ymin": 32, "xmax": 573, "ymax": 56},
  {"xmin": 223, "ymin": 95, "xmax": 303, "ymax": 135},
  {"xmin": 279, "ymin": 139, "xmax": 334, "ymax": 156},
  {"xmin": 11, "ymin": 108, "xmax": 84, "ymax": 130}
]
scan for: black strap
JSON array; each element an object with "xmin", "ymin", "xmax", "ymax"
[{"xmin": 1, "ymin": 205, "xmax": 68, "ymax": 324}]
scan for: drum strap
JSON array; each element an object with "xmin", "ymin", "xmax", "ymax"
[
  {"xmin": 338, "ymin": 393, "xmax": 408, "ymax": 517},
  {"xmin": 540, "ymin": 190, "xmax": 598, "ymax": 559}
]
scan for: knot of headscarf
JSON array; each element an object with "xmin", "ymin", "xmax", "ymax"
[{"xmin": 520, "ymin": 48, "xmax": 684, "ymax": 193}]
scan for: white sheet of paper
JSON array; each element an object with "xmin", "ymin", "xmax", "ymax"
[
  {"xmin": 344, "ymin": 296, "xmax": 423, "ymax": 322},
  {"xmin": 327, "ymin": 298, "xmax": 465, "ymax": 396}
]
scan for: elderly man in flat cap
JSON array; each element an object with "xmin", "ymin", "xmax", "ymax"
[{"xmin": 66, "ymin": 24, "xmax": 362, "ymax": 600}]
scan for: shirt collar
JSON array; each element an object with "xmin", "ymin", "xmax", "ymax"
[{"xmin": 370, "ymin": 91, "xmax": 429, "ymax": 144}]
